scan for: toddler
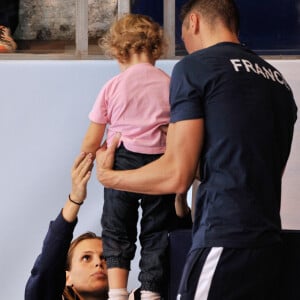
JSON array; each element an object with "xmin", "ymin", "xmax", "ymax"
[{"xmin": 81, "ymin": 14, "xmax": 176, "ymax": 300}]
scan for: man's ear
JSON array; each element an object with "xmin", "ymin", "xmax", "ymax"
[
  {"xmin": 190, "ymin": 12, "xmax": 200, "ymax": 34},
  {"xmin": 66, "ymin": 270, "xmax": 72, "ymax": 286}
]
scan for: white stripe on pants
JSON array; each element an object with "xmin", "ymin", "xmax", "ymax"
[{"xmin": 194, "ymin": 247, "xmax": 223, "ymax": 300}]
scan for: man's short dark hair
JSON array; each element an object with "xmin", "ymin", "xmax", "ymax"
[{"xmin": 180, "ymin": 0, "xmax": 240, "ymax": 34}]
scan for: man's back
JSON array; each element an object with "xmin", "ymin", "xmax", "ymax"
[{"xmin": 170, "ymin": 42, "xmax": 298, "ymax": 249}]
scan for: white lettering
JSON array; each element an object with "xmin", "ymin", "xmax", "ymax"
[
  {"xmin": 242, "ymin": 59, "xmax": 257, "ymax": 73},
  {"xmin": 262, "ymin": 67, "xmax": 276, "ymax": 81},
  {"xmin": 230, "ymin": 59, "xmax": 243, "ymax": 71},
  {"xmin": 274, "ymin": 70, "xmax": 284, "ymax": 85},
  {"xmin": 255, "ymin": 63, "xmax": 266, "ymax": 78},
  {"xmin": 229, "ymin": 58, "xmax": 290, "ymax": 90}
]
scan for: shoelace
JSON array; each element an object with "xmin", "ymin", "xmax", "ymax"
[
  {"xmin": 0, "ymin": 26, "xmax": 5, "ymax": 39},
  {"xmin": 0, "ymin": 26, "xmax": 14, "ymax": 49}
]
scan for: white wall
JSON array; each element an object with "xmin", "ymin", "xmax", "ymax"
[
  {"xmin": 276, "ymin": 60, "xmax": 300, "ymax": 228},
  {"xmin": 0, "ymin": 59, "xmax": 299, "ymax": 299}
]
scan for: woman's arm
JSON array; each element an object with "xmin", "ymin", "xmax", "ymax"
[
  {"xmin": 24, "ymin": 153, "xmax": 93, "ymax": 300},
  {"xmin": 63, "ymin": 152, "xmax": 93, "ymax": 222}
]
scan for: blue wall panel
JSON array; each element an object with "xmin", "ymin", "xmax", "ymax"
[
  {"xmin": 236, "ymin": 0, "xmax": 300, "ymax": 55},
  {"xmin": 132, "ymin": 0, "xmax": 300, "ymax": 55}
]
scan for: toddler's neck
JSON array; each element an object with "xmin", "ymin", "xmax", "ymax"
[{"xmin": 119, "ymin": 52, "xmax": 154, "ymax": 72}]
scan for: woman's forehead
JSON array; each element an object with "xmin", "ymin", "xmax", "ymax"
[{"xmin": 74, "ymin": 238, "xmax": 103, "ymax": 254}]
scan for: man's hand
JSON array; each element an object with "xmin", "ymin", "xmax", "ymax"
[{"xmin": 96, "ymin": 133, "xmax": 121, "ymax": 187}]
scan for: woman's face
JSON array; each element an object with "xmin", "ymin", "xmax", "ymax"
[{"xmin": 66, "ymin": 238, "xmax": 108, "ymax": 297}]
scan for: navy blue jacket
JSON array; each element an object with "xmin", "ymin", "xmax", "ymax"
[{"xmin": 25, "ymin": 211, "xmax": 77, "ymax": 300}]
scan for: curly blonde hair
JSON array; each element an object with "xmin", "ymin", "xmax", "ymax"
[{"xmin": 100, "ymin": 14, "xmax": 167, "ymax": 63}]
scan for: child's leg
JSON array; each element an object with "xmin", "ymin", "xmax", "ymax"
[
  {"xmin": 139, "ymin": 193, "xmax": 177, "ymax": 297},
  {"xmin": 108, "ymin": 287, "xmax": 129, "ymax": 300},
  {"xmin": 140, "ymin": 290, "xmax": 160, "ymax": 300},
  {"xmin": 102, "ymin": 187, "xmax": 140, "ymax": 300},
  {"xmin": 108, "ymin": 268, "xmax": 129, "ymax": 299},
  {"xmin": 108, "ymin": 267, "xmax": 129, "ymax": 289}
]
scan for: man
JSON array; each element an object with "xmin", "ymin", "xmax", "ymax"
[{"xmin": 96, "ymin": 0, "xmax": 297, "ymax": 299}]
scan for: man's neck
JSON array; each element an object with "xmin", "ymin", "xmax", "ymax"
[{"xmin": 202, "ymin": 27, "xmax": 240, "ymax": 49}]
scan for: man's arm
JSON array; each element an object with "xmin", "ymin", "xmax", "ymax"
[{"xmin": 96, "ymin": 119, "xmax": 204, "ymax": 195}]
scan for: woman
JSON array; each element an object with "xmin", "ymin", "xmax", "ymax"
[
  {"xmin": 25, "ymin": 152, "xmax": 192, "ymax": 299},
  {"xmin": 25, "ymin": 153, "xmax": 109, "ymax": 300}
]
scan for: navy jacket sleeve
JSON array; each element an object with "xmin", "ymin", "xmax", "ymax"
[{"xmin": 24, "ymin": 210, "xmax": 77, "ymax": 300}]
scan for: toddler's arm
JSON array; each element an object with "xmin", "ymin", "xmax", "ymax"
[{"xmin": 81, "ymin": 122, "xmax": 106, "ymax": 156}]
